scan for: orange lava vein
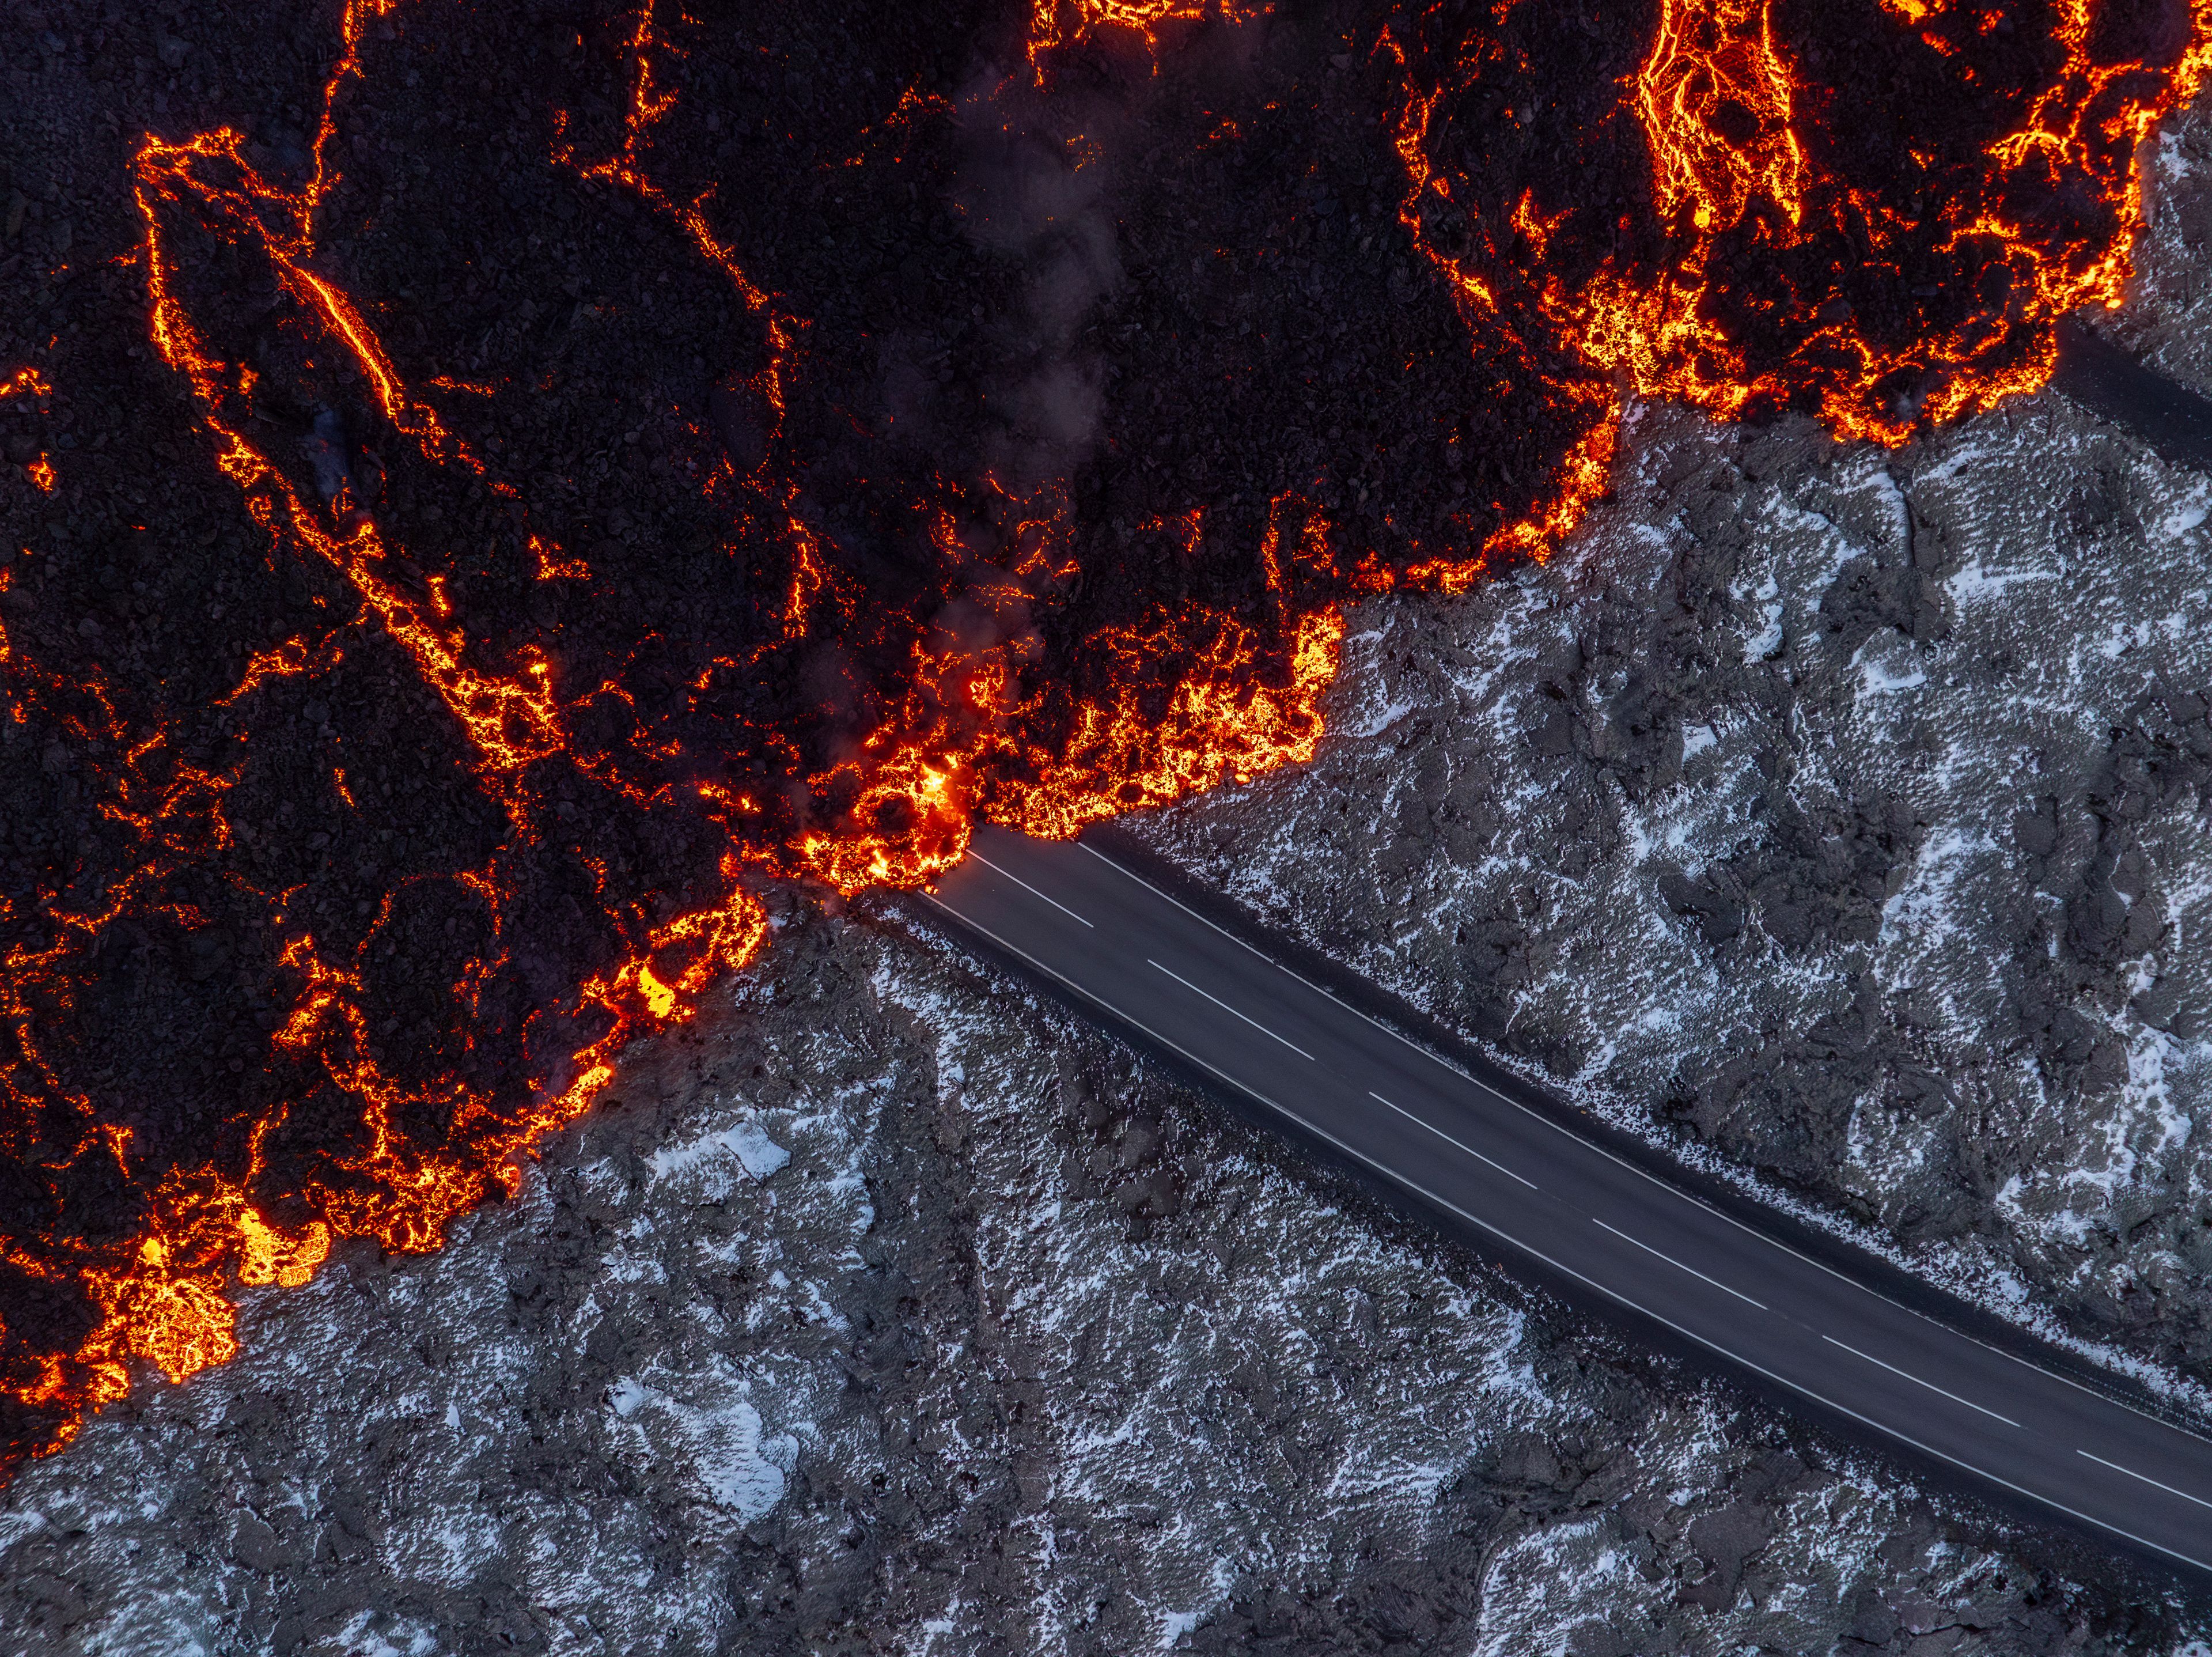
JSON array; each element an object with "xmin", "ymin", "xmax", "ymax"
[{"xmin": 0, "ymin": 0, "xmax": 1375, "ymax": 1465}]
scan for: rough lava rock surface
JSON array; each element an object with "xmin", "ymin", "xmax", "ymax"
[
  {"xmin": 1138, "ymin": 91, "xmax": 2212, "ymax": 1401},
  {"xmin": 1, "ymin": 909, "xmax": 2200, "ymax": 1654},
  {"xmin": 7, "ymin": 0, "xmax": 2212, "ymax": 1651}
]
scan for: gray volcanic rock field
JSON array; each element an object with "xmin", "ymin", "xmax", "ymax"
[
  {"xmin": 1137, "ymin": 285, "xmax": 2212, "ymax": 1384},
  {"xmin": 0, "ymin": 910, "xmax": 2196, "ymax": 1654}
]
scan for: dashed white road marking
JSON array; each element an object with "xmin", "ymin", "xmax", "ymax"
[
  {"xmin": 1823, "ymin": 1336, "xmax": 2023, "ymax": 1429},
  {"xmin": 926, "ymin": 858, "xmax": 2212, "ymax": 1580},
  {"xmin": 1147, "ymin": 958, "xmax": 1315, "ymax": 1059},
  {"xmin": 967, "ymin": 849, "xmax": 1094, "ymax": 928},
  {"xmin": 1370, "ymin": 1091, "xmax": 1537, "ymax": 1189},
  {"xmin": 1593, "ymin": 1217, "xmax": 1766, "ymax": 1310},
  {"xmin": 2078, "ymin": 1450, "xmax": 2212, "ymax": 1512}
]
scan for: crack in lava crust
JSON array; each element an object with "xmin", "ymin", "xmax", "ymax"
[
  {"xmin": 0, "ymin": 0, "xmax": 2201, "ymax": 1470},
  {"xmin": 1386, "ymin": 0, "xmax": 2212, "ymax": 448}
]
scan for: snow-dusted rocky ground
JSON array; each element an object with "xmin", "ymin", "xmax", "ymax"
[
  {"xmin": 1138, "ymin": 381, "xmax": 2212, "ymax": 1379},
  {"xmin": 15, "ymin": 79, "xmax": 2212, "ymax": 1657},
  {"xmin": 2, "ymin": 909, "xmax": 2195, "ymax": 1654},
  {"xmin": 1136, "ymin": 110, "xmax": 2212, "ymax": 1389}
]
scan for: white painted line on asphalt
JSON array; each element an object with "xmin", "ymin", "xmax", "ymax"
[
  {"xmin": 1073, "ymin": 841, "xmax": 2176, "ymax": 1432},
  {"xmin": 916, "ymin": 888, "xmax": 2212, "ymax": 1580},
  {"xmin": 1370, "ymin": 1091, "xmax": 1537, "ymax": 1189},
  {"xmin": 1821, "ymin": 1337, "xmax": 2022, "ymax": 1429},
  {"xmin": 2079, "ymin": 1450, "xmax": 2212, "ymax": 1513},
  {"xmin": 1082, "ymin": 841, "xmax": 1298, "ymax": 971},
  {"xmin": 1593, "ymin": 1218, "xmax": 1766, "ymax": 1310},
  {"xmin": 1147, "ymin": 958, "xmax": 1315, "ymax": 1059},
  {"xmin": 967, "ymin": 849, "xmax": 1094, "ymax": 928}
]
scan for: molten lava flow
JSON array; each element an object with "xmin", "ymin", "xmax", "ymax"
[
  {"xmin": 7, "ymin": 0, "xmax": 2208, "ymax": 1474},
  {"xmin": 1637, "ymin": 0, "xmax": 1806, "ymax": 236},
  {"xmin": 1, "ymin": 369, "xmax": 54, "ymax": 494},
  {"xmin": 1028, "ymin": 0, "xmax": 1263, "ymax": 68},
  {"xmin": 1002, "ymin": 604, "xmax": 1345, "ymax": 837},
  {"xmin": 1386, "ymin": 0, "xmax": 2212, "ymax": 485},
  {"xmin": 0, "ymin": 0, "xmax": 1365, "ymax": 1469}
]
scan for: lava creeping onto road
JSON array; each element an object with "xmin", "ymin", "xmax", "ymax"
[
  {"xmin": 0, "ymin": 0, "xmax": 1374, "ymax": 1469},
  {"xmin": 0, "ymin": 0, "xmax": 2203, "ymax": 1469}
]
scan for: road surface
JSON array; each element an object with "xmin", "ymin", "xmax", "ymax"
[{"xmin": 917, "ymin": 823, "xmax": 2212, "ymax": 1583}]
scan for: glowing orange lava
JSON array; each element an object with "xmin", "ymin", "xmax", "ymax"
[
  {"xmin": 5, "ymin": 0, "xmax": 2205, "ymax": 1472},
  {"xmin": 0, "ymin": 0, "xmax": 1364, "ymax": 1466},
  {"xmin": 1028, "ymin": 0, "xmax": 1263, "ymax": 68},
  {"xmin": 1, "ymin": 370, "xmax": 54, "ymax": 495},
  {"xmin": 1388, "ymin": 0, "xmax": 2212, "ymax": 472},
  {"xmin": 1638, "ymin": 0, "xmax": 1806, "ymax": 236}
]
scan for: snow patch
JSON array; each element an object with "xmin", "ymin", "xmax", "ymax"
[
  {"xmin": 605, "ymin": 1368, "xmax": 798, "ymax": 1520},
  {"xmin": 1853, "ymin": 630, "xmax": 1927, "ymax": 696},
  {"xmin": 646, "ymin": 1117, "xmax": 790, "ymax": 1190},
  {"xmin": 1741, "ymin": 572, "xmax": 1783, "ymax": 663}
]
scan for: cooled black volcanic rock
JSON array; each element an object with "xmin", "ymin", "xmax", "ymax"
[
  {"xmin": 3, "ymin": 0, "xmax": 2211, "ymax": 1649},
  {"xmin": 0, "ymin": 0, "xmax": 1602, "ymax": 1448}
]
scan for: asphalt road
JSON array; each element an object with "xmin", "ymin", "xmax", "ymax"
[
  {"xmin": 2054, "ymin": 316, "xmax": 2212, "ymax": 472},
  {"xmin": 919, "ymin": 823, "xmax": 2212, "ymax": 1583}
]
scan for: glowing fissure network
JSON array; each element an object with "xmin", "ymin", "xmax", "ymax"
[
  {"xmin": 0, "ymin": 0, "xmax": 2200, "ymax": 1470},
  {"xmin": 1388, "ymin": 0, "xmax": 2212, "ymax": 452},
  {"xmin": 0, "ymin": 0, "xmax": 1362, "ymax": 1467}
]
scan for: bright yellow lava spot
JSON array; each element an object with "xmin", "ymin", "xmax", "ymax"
[{"xmin": 637, "ymin": 964, "xmax": 677, "ymax": 1019}]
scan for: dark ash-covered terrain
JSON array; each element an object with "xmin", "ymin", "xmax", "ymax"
[{"xmin": 6, "ymin": 0, "xmax": 2212, "ymax": 1651}]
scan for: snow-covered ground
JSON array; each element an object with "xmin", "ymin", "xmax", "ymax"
[{"xmin": 1, "ymin": 911, "xmax": 2181, "ymax": 1653}]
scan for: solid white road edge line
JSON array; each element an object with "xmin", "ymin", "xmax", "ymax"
[
  {"xmin": 1821, "ymin": 1336, "xmax": 2024, "ymax": 1429},
  {"xmin": 1369, "ymin": 1091, "xmax": 1538, "ymax": 1189},
  {"xmin": 1070, "ymin": 848, "xmax": 1899, "ymax": 1292},
  {"xmin": 1592, "ymin": 1217, "xmax": 1767, "ymax": 1311},
  {"xmin": 918, "ymin": 890, "xmax": 2212, "ymax": 1578},
  {"xmin": 2078, "ymin": 1450, "xmax": 2212, "ymax": 1512},
  {"xmin": 1066, "ymin": 838, "xmax": 2212, "ymax": 1445},
  {"xmin": 965, "ymin": 849, "xmax": 1094, "ymax": 928},
  {"xmin": 1146, "ymin": 958, "xmax": 1315, "ymax": 1060}
]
